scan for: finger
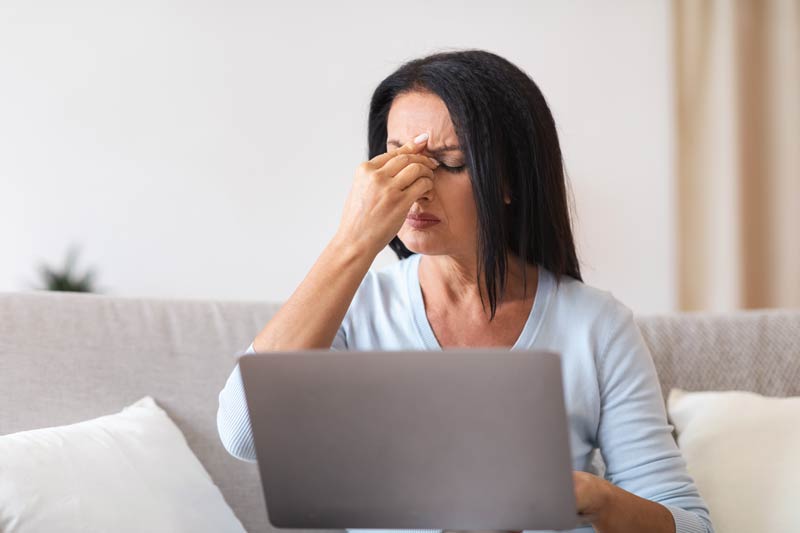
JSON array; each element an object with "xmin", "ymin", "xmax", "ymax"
[
  {"xmin": 393, "ymin": 162, "xmax": 434, "ymax": 190},
  {"xmin": 368, "ymin": 132, "xmax": 429, "ymax": 168},
  {"xmin": 368, "ymin": 134, "xmax": 427, "ymax": 168},
  {"xmin": 401, "ymin": 174, "xmax": 434, "ymax": 199},
  {"xmin": 380, "ymin": 153, "xmax": 439, "ymax": 177}
]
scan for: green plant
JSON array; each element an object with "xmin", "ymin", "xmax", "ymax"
[{"xmin": 35, "ymin": 245, "xmax": 100, "ymax": 293}]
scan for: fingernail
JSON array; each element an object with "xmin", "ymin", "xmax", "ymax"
[
  {"xmin": 414, "ymin": 132, "xmax": 429, "ymax": 144},
  {"xmin": 428, "ymin": 157, "xmax": 440, "ymax": 166}
]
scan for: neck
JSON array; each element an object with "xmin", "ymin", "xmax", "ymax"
[{"xmin": 419, "ymin": 251, "xmax": 538, "ymax": 309}]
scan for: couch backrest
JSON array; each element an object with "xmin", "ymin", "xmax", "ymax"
[
  {"xmin": 2, "ymin": 291, "xmax": 799, "ymax": 531},
  {"xmin": 637, "ymin": 308, "xmax": 800, "ymax": 398}
]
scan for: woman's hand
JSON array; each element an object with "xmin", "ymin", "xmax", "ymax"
[
  {"xmin": 335, "ymin": 132, "xmax": 440, "ymax": 256},
  {"xmin": 440, "ymin": 472, "xmax": 668, "ymax": 533},
  {"xmin": 573, "ymin": 470, "xmax": 611, "ymax": 524},
  {"xmin": 448, "ymin": 473, "xmax": 610, "ymax": 533},
  {"xmin": 573, "ymin": 471, "xmax": 677, "ymax": 533}
]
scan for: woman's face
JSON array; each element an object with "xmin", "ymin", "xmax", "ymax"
[{"xmin": 387, "ymin": 91, "xmax": 477, "ymax": 257}]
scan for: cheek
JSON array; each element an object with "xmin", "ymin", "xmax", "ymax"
[{"xmin": 437, "ymin": 178, "xmax": 478, "ymax": 228}]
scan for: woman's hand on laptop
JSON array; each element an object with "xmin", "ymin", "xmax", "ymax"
[
  {"xmin": 573, "ymin": 470, "xmax": 609, "ymax": 524},
  {"xmin": 573, "ymin": 470, "xmax": 676, "ymax": 532}
]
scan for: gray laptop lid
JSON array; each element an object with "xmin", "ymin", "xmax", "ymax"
[{"xmin": 239, "ymin": 348, "xmax": 586, "ymax": 531}]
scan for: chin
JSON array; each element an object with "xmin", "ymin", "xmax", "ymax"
[{"xmin": 397, "ymin": 229, "xmax": 446, "ymax": 256}]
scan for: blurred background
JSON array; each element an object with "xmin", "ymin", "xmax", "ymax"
[{"xmin": 1, "ymin": 0, "xmax": 797, "ymax": 314}]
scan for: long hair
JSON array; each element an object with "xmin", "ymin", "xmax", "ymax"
[{"xmin": 367, "ymin": 49, "xmax": 582, "ymax": 320}]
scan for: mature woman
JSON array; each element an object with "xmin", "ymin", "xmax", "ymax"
[{"xmin": 217, "ymin": 50, "xmax": 713, "ymax": 533}]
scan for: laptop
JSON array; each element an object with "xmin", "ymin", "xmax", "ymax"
[{"xmin": 238, "ymin": 348, "xmax": 592, "ymax": 531}]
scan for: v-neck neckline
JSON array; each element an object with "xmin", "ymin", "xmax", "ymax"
[{"xmin": 405, "ymin": 253, "xmax": 553, "ymax": 351}]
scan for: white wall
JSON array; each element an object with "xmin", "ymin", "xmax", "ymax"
[{"xmin": 0, "ymin": 0, "xmax": 676, "ymax": 313}]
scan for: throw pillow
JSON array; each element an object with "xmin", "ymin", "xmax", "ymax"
[
  {"xmin": 668, "ymin": 388, "xmax": 800, "ymax": 533},
  {"xmin": 0, "ymin": 396, "xmax": 245, "ymax": 533}
]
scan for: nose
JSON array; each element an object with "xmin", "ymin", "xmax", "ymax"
[{"xmin": 415, "ymin": 176, "xmax": 435, "ymax": 203}]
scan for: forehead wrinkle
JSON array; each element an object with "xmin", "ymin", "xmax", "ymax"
[{"xmin": 386, "ymin": 93, "xmax": 458, "ymax": 153}]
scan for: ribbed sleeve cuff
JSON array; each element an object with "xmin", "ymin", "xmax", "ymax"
[
  {"xmin": 665, "ymin": 504, "xmax": 712, "ymax": 533},
  {"xmin": 217, "ymin": 362, "xmax": 258, "ymax": 462}
]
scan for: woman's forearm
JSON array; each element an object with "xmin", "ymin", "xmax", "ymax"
[{"xmin": 252, "ymin": 234, "xmax": 375, "ymax": 351}]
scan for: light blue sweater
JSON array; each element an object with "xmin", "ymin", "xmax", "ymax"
[{"xmin": 217, "ymin": 253, "xmax": 714, "ymax": 533}]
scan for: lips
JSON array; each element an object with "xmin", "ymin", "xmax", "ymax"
[{"xmin": 406, "ymin": 213, "xmax": 440, "ymax": 222}]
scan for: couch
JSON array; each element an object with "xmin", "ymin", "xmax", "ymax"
[{"xmin": 1, "ymin": 290, "xmax": 798, "ymax": 532}]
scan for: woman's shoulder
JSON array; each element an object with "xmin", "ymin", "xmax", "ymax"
[
  {"xmin": 344, "ymin": 255, "xmax": 415, "ymax": 314},
  {"xmin": 541, "ymin": 270, "xmax": 643, "ymax": 373},
  {"xmin": 373, "ymin": 253, "xmax": 415, "ymax": 280},
  {"xmin": 544, "ymin": 268, "xmax": 635, "ymax": 332}
]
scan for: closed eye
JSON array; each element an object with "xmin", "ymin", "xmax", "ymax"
[{"xmin": 439, "ymin": 163, "xmax": 465, "ymax": 173}]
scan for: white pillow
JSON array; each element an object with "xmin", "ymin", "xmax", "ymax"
[
  {"xmin": 0, "ymin": 396, "xmax": 245, "ymax": 533},
  {"xmin": 668, "ymin": 388, "xmax": 800, "ymax": 533}
]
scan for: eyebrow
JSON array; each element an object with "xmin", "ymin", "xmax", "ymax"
[{"xmin": 387, "ymin": 139, "xmax": 462, "ymax": 156}]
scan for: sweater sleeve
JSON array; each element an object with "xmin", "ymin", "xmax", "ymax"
[
  {"xmin": 594, "ymin": 301, "xmax": 715, "ymax": 533},
  {"xmin": 216, "ymin": 343, "xmax": 258, "ymax": 462},
  {"xmin": 216, "ymin": 325, "xmax": 349, "ymax": 462}
]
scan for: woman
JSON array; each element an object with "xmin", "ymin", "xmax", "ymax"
[{"xmin": 217, "ymin": 50, "xmax": 714, "ymax": 533}]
